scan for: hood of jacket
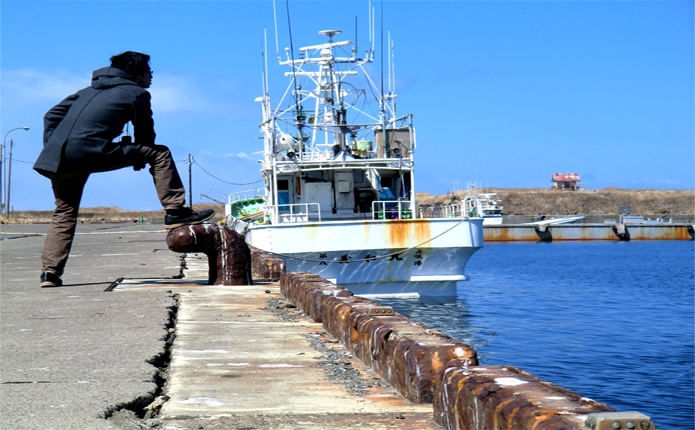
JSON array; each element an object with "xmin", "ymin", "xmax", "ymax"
[{"xmin": 91, "ymin": 67, "xmax": 142, "ymax": 90}]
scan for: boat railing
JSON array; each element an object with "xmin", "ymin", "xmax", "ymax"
[
  {"xmin": 276, "ymin": 203, "xmax": 321, "ymax": 224},
  {"xmin": 462, "ymin": 196, "xmax": 482, "ymax": 218},
  {"xmin": 419, "ymin": 204, "xmax": 461, "ymax": 219},
  {"xmin": 227, "ymin": 188, "xmax": 265, "ymax": 204},
  {"xmin": 418, "ymin": 197, "xmax": 482, "ymax": 219},
  {"xmin": 371, "ymin": 200, "xmax": 414, "ymax": 220}
]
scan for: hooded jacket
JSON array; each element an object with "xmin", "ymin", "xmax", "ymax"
[{"xmin": 34, "ymin": 67, "xmax": 155, "ymax": 177}]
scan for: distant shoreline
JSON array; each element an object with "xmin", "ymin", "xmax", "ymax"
[
  {"xmin": 417, "ymin": 188, "xmax": 694, "ymax": 217},
  {"xmin": 2, "ymin": 188, "xmax": 693, "ymax": 224}
]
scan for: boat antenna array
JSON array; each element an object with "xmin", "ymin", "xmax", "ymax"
[{"xmin": 265, "ymin": 0, "xmax": 403, "ymax": 159}]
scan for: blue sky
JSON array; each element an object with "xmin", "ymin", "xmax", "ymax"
[{"xmin": 1, "ymin": 0, "xmax": 693, "ymax": 211}]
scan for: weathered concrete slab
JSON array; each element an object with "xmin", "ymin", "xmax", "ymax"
[
  {"xmin": 115, "ymin": 280, "xmax": 438, "ymax": 427},
  {"xmin": 0, "ymin": 224, "xmax": 178, "ymax": 430}
]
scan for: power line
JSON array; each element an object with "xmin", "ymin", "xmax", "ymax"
[{"xmin": 191, "ymin": 157, "xmax": 263, "ymax": 186}]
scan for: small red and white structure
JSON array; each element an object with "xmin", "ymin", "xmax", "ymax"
[{"xmin": 551, "ymin": 173, "xmax": 584, "ymax": 191}]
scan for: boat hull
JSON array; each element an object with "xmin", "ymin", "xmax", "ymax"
[{"xmin": 237, "ymin": 218, "xmax": 484, "ymax": 296}]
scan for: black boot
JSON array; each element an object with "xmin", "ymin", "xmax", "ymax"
[
  {"xmin": 164, "ymin": 208, "xmax": 215, "ymax": 230},
  {"xmin": 40, "ymin": 272, "xmax": 63, "ymax": 288}
]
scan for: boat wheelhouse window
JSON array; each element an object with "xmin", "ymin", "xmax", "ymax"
[
  {"xmin": 378, "ymin": 176, "xmax": 395, "ymax": 200},
  {"xmin": 277, "ymin": 179, "xmax": 290, "ymax": 205},
  {"xmin": 355, "ymin": 189, "xmax": 376, "ymax": 213}
]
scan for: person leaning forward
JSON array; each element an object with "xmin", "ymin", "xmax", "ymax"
[{"xmin": 33, "ymin": 51, "xmax": 214, "ymax": 288}]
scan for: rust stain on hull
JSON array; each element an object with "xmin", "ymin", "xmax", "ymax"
[{"xmin": 376, "ymin": 219, "xmax": 432, "ymax": 248}]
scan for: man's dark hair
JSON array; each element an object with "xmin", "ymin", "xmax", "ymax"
[{"xmin": 110, "ymin": 51, "xmax": 151, "ymax": 77}]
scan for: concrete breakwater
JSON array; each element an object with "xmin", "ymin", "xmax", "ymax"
[
  {"xmin": 251, "ymin": 251, "xmax": 657, "ymax": 430},
  {"xmin": 485, "ymin": 222, "xmax": 694, "ymax": 241}
]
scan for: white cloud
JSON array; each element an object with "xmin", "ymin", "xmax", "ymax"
[
  {"xmin": 149, "ymin": 74, "xmax": 213, "ymax": 113},
  {"xmin": 200, "ymin": 150, "xmax": 256, "ymax": 161},
  {"xmin": 1, "ymin": 68, "xmax": 240, "ymax": 115},
  {"xmin": 232, "ymin": 152, "xmax": 252, "ymax": 160},
  {"xmin": 1, "ymin": 69, "xmax": 89, "ymax": 105}
]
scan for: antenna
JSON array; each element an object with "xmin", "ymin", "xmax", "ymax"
[
  {"xmin": 284, "ymin": 0, "xmax": 304, "ymax": 160},
  {"xmin": 378, "ymin": 0, "xmax": 387, "ymax": 153},
  {"xmin": 272, "ymin": 0, "xmax": 280, "ymax": 60},
  {"xmin": 390, "ymin": 36, "xmax": 396, "ymax": 115},
  {"xmin": 370, "ymin": 1, "xmax": 375, "ymax": 59},
  {"xmin": 379, "ymin": 0, "xmax": 385, "ymax": 117},
  {"xmin": 263, "ymin": 28, "xmax": 269, "ymax": 108},
  {"xmin": 368, "ymin": 0, "xmax": 372, "ymax": 48},
  {"xmin": 354, "ymin": 16, "xmax": 358, "ymax": 57},
  {"xmin": 387, "ymin": 30, "xmax": 391, "ymax": 93}
]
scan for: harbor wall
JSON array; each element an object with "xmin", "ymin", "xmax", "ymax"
[
  {"xmin": 250, "ymin": 252, "xmax": 656, "ymax": 430},
  {"xmin": 502, "ymin": 214, "xmax": 695, "ymax": 224},
  {"xmin": 485, "ymin": 223, "xmax": 694, "ymax": 241}
]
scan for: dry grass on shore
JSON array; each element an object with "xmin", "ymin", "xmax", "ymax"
[
  {"xmin": 417, "ymin": 188, "xmax": 694, "ymax": 216},
  {"xmin": 1, "ymin": 189, "xmax": 692, "ymax": 224},
  {"xmin": 0, "ymin": 203, "xmax": 225, "ymax": 225}
]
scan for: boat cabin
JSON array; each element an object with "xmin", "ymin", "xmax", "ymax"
[{"xmin": 267, "ymin": 126, "xmax": 415, "ymax": 224}]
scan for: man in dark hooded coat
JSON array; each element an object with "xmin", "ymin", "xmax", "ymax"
[{"xmin": 34, "ymin": 51, "xmax": 214, "ymax": 288}]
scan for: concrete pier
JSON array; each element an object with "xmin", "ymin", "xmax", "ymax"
[
  {"xmin": 1, "ymin": 223, "xmax": 656, "ymax": 429},
  {"xmin": 0, "ymin": 224, "xmax": 436, "ymax": 429}
]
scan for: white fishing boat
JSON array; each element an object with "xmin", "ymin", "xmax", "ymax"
[
  {"xmin": 226, "ymin": 26, "xmax": 483, "ymax": 296},
  {"xmin": 477, "ymin": 193, "xmax": 503, "ymax": 225},
  {"xmin": 418, "ymin": 190, "xmax": 502, "ymax": 225}
]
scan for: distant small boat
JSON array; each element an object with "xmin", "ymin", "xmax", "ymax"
[
  {"xmin": 525, "ymin": 216, "xmax": 585, "ymax": 226},
  {"xmin": 605, "ymin": 215, "xmax": 674, "ymax": 225},
  {"xmin": 476, "ymin": 193, "xmax": 504, "ymax": 226}
]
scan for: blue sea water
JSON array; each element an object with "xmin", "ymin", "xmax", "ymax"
[{"xmin": 379, "ymin": 241, "xmax": 695, "ymax": 430}]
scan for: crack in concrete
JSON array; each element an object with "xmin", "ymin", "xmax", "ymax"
[
  {"xmin": 100, "ymin": 250, "xmax": 190, "ymax": 428},
  {"xmin": 0, "ymin": 234, "xmax": 43, "ymax": 240},
  {"xmin": 102, "ymin": 294, "xmax": 179, "ymax": 428}
]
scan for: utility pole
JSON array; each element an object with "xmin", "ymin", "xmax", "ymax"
[
  {"xmin": 0, "ymin": 141, "xmax": 4, "ymax": 213},
  {"xmin": 188, "ymin": 154, "xmax": 193, "ymax": 209},
  {"xmin": 5, "ymin": 139, "xmax": 13, "ymax": 217},
  {"xmin": 2, "ymin": 126, "xmax": 29, "ymax": 215}
]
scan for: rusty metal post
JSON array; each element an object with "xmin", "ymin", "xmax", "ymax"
[{"xmin": 166, "ymin": 224, "xmax": 252, "ymax": 285}]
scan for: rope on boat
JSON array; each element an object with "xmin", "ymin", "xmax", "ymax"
[{"xmin": 255, "ymin": 218, "xmax": 470, "ymax": 264}]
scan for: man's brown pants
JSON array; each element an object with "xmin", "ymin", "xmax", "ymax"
[{"xmin": 41, "ymin": 144, "xmax": 186, "ymax": 277}]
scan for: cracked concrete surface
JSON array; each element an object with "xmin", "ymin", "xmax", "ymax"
[
  {"xmin": 1, "ymin": 223, "xmax": 440, "ymax": 429},
  {"xmin": 1, "ymin": 224, "xmax": 176, "ymax": 429}
]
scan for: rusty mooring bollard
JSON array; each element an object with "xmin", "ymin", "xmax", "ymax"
[{"xmin": 166, "ymin": 224, "xmax": 252, "ymax": 286}]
